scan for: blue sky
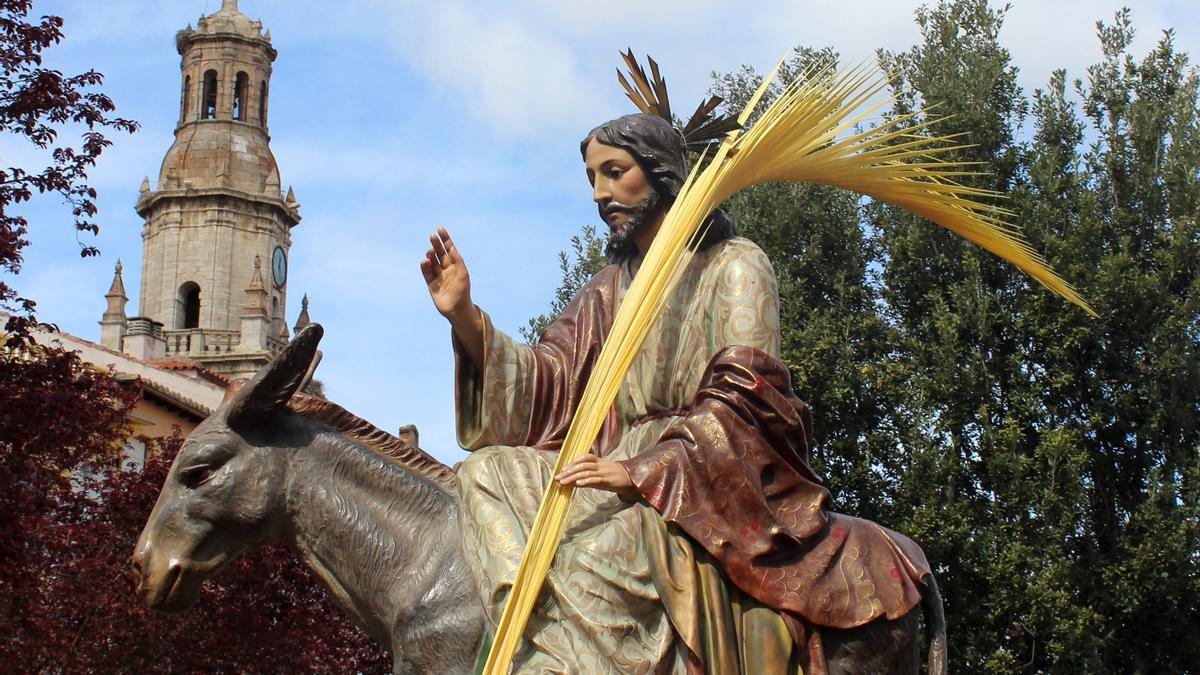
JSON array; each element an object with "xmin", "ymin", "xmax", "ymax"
[{"xmin": 8, "ymin": 0, "xmax": 1198, "ymax": 463}]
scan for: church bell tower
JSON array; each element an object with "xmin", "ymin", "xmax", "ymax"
[{"xmin": 116, "ymin": 0, "xmax": 301, "ymax": 379}]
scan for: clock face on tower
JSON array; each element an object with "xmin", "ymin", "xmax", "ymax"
[{"xmin": 271, "ymin": 246, "xmax": 287, "ymax": 288}]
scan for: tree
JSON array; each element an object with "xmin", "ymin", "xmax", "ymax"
[
  {"xmin": 528, "ymin": 1, "xmax": 1199, "ymax": 670},
  {"xmin": 0, "ymin": 0, "xmax": 137, "ymax": 335},
  {"xmin": 870, "ymin": 4, "xmax": 1198, "ymax": 670},
  {"xmin": 0, "ymin": 337, "xmax": 141, "ymax": 660}
]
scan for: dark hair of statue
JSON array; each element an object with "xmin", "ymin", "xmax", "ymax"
[{"xmin": 581, "ymin": 113, "xmax": 736, "ymax": 263}]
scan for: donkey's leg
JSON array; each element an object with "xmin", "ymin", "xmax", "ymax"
[
  {"xmin": 391, "ymin": 540, "xmax": 484, "ymax": 675},
  {"xmin": 401, "ymin": 614, "xmax": 480, "ymax": 675}
]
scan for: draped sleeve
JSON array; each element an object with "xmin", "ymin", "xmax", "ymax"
[
  {"xmin": 454, "ymin": 264, "xmax": 621, "ymax": 452},
  {"xmin": 620, "ymin": 346, "xmax": 830, "ymax": 563}
]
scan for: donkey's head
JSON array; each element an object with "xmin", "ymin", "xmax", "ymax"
[{"xmin": 132, "ymin": 324, "xmax": 322, "ymax": 612}]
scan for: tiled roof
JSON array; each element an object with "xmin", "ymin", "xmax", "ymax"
[
  {"xmin": 3, "ymin": 312, "xmax": 228, "ymax": 417},
  {"xmin": 139, "ymin": 377, "xmax": 213, "ymax": 419},
  {"xmin": 147, "ymin": 358, "xmax": 233, "ymax": 386},
  {"xmin": 148, "ymin": 358, "xmax": 202, "ymax": 370}
]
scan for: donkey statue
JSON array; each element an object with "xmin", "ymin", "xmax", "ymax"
[
  {"xmin": 134, "ymin": 324, "xmax": 946, "ymax": 674},
  {"xmin": 132, "ymin": 325, "xmax": 484, "ymax": 673}
]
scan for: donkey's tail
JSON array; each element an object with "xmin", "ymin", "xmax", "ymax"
[{"xmin": 921, "ymin": 573, "xmax": 947, "ymax": 675}]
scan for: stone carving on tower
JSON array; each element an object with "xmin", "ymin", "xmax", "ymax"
[{"xmin": 110, "ymin": 0, "xmax": 301, "ymax": 379}]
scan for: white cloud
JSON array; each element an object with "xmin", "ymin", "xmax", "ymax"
[
  {"xmin": 379, "ymin": 2, "xmax": 595, "ymax": 139},
  {"xmin": 527, "ymin": 0, "xmax": 727, "ymax": 33},
  {"xmin": 272, "ymin": 134, "xmax": 550, "ymax": 196}
]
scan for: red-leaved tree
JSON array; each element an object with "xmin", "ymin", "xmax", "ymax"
[{"xmin": 0, "ymin": 339, "xmax": 141, "ymax": 657}]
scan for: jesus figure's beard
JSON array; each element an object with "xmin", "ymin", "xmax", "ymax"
[{"xmin": 602, "ymin": 191, "xmax": 662, "ymax": 263}]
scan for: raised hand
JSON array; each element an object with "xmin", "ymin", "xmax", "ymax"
[
  {"xmin": 421, "ymin": 227, "xmax": 485, "ymax": 366},
  {"xmin": 421, "ymin": 227, "xmax": 473, "ymax": 320}
]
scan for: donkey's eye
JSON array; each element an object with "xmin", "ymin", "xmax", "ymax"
[{"xmin": 179, "ymin": 464, "xmax": 216, "ymax": 489}]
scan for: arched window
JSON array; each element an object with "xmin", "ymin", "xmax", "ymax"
[
  {"xmin": 202, "ymin": 69, "xmax": 218, "ymax": 119},
  {"xmin": 181, "ymin": 75, "xmax": 191, "ymax": 120},
  {"xmin": 178, "ymin": 282, "xmax": 201, "ymax": 329},
  {"xmin": 258, "ymin": 81, "xmax": 267, "ymax": 126},
  {"xmin": 233, "ymin": 71, "xmax": 248, "ymax": 121}
]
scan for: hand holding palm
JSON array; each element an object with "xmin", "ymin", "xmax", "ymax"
[{"xmin": 556, "ymin": 454, "xmax": 638, "ymax": 501}]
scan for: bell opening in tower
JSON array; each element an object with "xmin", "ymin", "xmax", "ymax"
[
  {"xmin": 181, "ymin": 75, "xmax": 191, "ymax": 120},
  {"xmin": 258, "ymin": 81, "xmax": 267, "ymax": 126},
  {"xmin": 234, "ymin": 71, "xmax": 249, "ymax": 121},
  {"xmin": 202, "ymin": 69, "xmax": 218, "ymax": 120},
  {"xmin": 179, "ymin": 282, "xmax": 201, "ymax": 329},
  {"xmin": 271, "ymin": 295, "xmax": 282, "ymax": 335}
]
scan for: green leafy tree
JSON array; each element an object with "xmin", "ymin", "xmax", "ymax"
[
  {"xmin": 870, "ymin": 2, "xmax": 1051, "ymax": 669},
  {"xmin": 869, "ymin": 4, "xmax": 1198, "ymax": 671},
  {"xmin": 528, "ymin": 1, "xmax": 1199, "ymax": 671}
]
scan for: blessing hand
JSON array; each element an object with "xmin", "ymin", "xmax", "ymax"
[
  {"xmin": 420, "ymin": 227, "xmax": 473, "ymax": 321},
  {"xmin": 556, "ymin": 454, "xmax": 638, "ymax": 501},
  {"xmin": 420, "ymin": 227, "xmax": 484, "ymax": 366}
]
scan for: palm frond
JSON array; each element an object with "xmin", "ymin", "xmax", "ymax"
[{"xmin": 711, "ymin": 61, "xmax": 1095, "ymax": 315}]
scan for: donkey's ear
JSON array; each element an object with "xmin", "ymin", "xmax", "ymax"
[{"xmin": 226, "ymin": 324, "xmax": 323, "ymax": 430}]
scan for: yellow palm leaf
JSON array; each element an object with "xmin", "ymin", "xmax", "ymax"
[{"xmin": 717, "ymin": 61, "xmax": 1095, "ymax": 315}]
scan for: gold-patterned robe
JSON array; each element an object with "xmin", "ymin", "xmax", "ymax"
[{"xmin": 454, "ymin": 236, "xmax": 929, "ymax": 674}]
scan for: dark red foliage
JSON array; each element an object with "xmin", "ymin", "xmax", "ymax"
[
  {"xmin": 0, "ymin": 0, "xmax": 138, "ymax": 336},
  {"xmin": 0, "ymin": 343, "xmax": 391, "ymax": 672},
  {"xmin": 0, "ymin": 340, "xmax": 141, "ymax": 661}
]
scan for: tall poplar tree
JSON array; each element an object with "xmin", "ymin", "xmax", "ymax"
[{"xmin": 869, "ymin": 3, "xmax": 1198, "ymax": 670}]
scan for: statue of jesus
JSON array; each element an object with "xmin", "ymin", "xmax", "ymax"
[{"xmin": 421, "ymin": 113, "xmax": 931, "ymax": 674}]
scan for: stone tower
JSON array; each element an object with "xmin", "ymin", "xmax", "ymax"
[{"xmin": 115, "ymin": 0, "xmax": 301, "ymax": 379}]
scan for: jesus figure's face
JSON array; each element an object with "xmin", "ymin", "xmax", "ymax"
[{"xmin": 583, "ymin": 139, "xmax": 662, "ymax": 257}]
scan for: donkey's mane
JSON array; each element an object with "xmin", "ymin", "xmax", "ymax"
[{"xmin": 288, "ymin": 394, "xmax": 457, "ymax": 490}]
